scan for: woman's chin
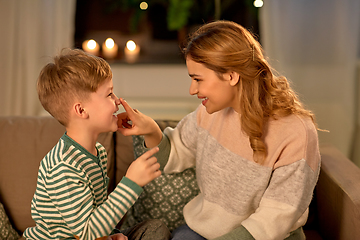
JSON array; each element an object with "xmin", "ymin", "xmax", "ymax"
[{"xmin": 205, "ymin": 108, "xmax": 215, "ymax": 114}]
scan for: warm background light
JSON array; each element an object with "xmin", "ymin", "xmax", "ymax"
[
  {"xmin": 102, "ymin": 38, "xmax": 118, "ymax": 59},
  {"xmin": 82, "ymin": 39, "xmax": 99, "ymax": 55},
  {"xmin": 87, "ymin": 40, "xmax": 97, "ymax": 49},
  {"xmin": 125, "ymin": 40, "xmax": 140, "ymax": 63},
  {"xmin": 140, "ymin": 2, "xmax": 148, "ymax": 10},
  {"xmin": 126, "ymin": 40, "xmax": 137, "ymax": 51},
  {"xmin": 105, "ymin": 38, "xmax": 115, "ymax": 48},
  {"xmin": 253, "ymin": 0, "xmax": 263, "ymax": 8}
]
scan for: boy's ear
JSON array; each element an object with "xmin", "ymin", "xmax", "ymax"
[{"xmin": 73, "ymin": 103, "xmax": 89, "ymax": 118}]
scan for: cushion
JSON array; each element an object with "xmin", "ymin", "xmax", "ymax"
[
  {"xmin": 121, "ymin": 135, "xmax": 199, "ymax": 232},
  {"xmin": 114, "ymin": 133, "xmax": 135, "ymax": 186},
  {"xmin": 0, "ymin": 116, "xmax": 115, "ymax": 233},
  {"xmin": 0, "ymin": 201, "xmax": 20, "ymax": 240},
  {"xmin": 0, "ymin": 116, "xmax": 65, "ymax": 233}
]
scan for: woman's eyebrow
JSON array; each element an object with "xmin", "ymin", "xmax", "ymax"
[{"xmin": 189, "ymin": 73, "xmax": 201, "ymax": 77}]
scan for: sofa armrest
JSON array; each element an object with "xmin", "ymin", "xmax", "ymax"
[{"xmin": 316, "ymin": 144, "xmax": 360, "ymax": 240}]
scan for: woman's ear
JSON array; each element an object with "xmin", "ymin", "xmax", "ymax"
[{"xmin": 228, "ymin": 71, "xmax": 240, "ymax": 86}]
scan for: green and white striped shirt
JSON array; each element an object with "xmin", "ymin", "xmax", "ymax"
[{"xmin": 23, "ymin": 134, "xmax": 143, "ymax": 240}]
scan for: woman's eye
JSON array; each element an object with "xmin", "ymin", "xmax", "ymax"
[{"xmin": 108, "ymin": 93, "xmax": 113, "ymax": 97}]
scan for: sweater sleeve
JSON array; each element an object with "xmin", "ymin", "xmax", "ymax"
[
  {"xmin": 161, "ymin": 110, "xmax": 198, "ymax": 174},
  {"xmin": 212, "ymin": 225, "xmax": 255, "ymax": 240},
  {"xmin": 140, "ymin": 110, "xmax": 198, "ymax": 174}
]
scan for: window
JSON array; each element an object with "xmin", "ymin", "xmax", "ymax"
[{"xmin": 74, "ymin": 0, "xmax": 260, "ymax": 64}]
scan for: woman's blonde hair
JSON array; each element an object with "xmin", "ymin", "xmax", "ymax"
[
  {"xmin": 37, "ymin": 49, "xmax": 112, "ymax": 126},
  {"xmin": 184, "ymin": 20, "xmax": 315, "ymax": 164}
]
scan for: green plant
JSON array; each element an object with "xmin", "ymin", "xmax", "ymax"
[
  {"xmin": 104, "ymin": 0, "xmax": 212, "ymax": 32},
  {"xmin": 104, "ymin": 0, "xmax": 252, "ymax": 32},
  {"xmin": 167, "ymin": 0, "xmax": 194, "ymax": 30}
]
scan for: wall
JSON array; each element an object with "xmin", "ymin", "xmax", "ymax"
[
  {"xmin": 259, "ymin": 0, "xmax": 360, "ymax": 159},
  {"xmin": 111, "ymin": 63, "xmax": 199, "ymax": 120}
]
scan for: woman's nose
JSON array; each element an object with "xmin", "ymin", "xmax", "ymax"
[{"xmin": 189, "ymin": 81, "xmax": 198, "ymax": 95}]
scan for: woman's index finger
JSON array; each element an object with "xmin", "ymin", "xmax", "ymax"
[{"xmin": 120, "ymin": 98, "xmax": 135, "ymax": 115}]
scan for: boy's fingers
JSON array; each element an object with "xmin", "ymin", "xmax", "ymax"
[
  {"xmin": 141, "ymin": 147, "xmax": 159, "ymax": 159},
  {"xmin": 146, "ymin": 156, "xmax": 158, "ymax": 166},
  {"xmin": 150, "ymin": 162, "xmax": 161, "ymax": 171},
  {"xmin": 153, "ymin": 169, "xmax": 162, "ymax": 178}
]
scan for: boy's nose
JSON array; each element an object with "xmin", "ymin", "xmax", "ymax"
[{"xmin": 113, "ymin": 94, "xmax": 120, "ymax": 105}]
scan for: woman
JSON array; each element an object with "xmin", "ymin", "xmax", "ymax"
[{"xmin": 118, "ymin": 20, "xmax": 320, "ymax": 240}]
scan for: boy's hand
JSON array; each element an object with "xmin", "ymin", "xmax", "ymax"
[
  {"xmin": 117, "ymin": 98, "xmax": 162, "ymax": 148},
  {"xmin": 125, "ymin": 147, "xmax": 161, "ymax": 187}
]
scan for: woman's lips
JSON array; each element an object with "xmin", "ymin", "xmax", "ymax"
[{"xmin": 201, "ymin": 98, "xmax": 208, "ymax": 106}]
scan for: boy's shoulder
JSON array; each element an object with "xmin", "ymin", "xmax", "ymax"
[
  {"xmin": 40, "ymin": 134, "xmax": 74, "ymax": 164},
  {"xmin": 38, "ymin": 135, "xmax": 69, "ymax": 175},
  {"xmin": 39, "ymin": 134, "xmax": 105, "ymax": 173}
]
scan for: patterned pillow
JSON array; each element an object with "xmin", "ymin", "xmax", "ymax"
[
  {"xmin": 121, "ymin": 135, "xmax": 199, "ymax": 232},
  {"xmin": 0, "ymin": 201, "xmax": 20, "ymax": 240}
]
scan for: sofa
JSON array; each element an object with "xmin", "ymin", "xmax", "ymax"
[{"xmin": 0, "ymin": 116, "xmax": 359, "ymax": 240}]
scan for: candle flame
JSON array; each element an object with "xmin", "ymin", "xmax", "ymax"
[
  {"xmin": 105, "ymin": 38, "xmax": 115, "ymax": 49},
  {"xmin": 126, "ymin": 40, "xmax": 137, "ymax": 51},
  {"xmin": 87, "ymin": 40, "xmax": 97, "ymax": 50}
]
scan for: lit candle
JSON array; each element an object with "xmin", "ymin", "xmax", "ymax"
[
  {"xmin": 82, "ymin": 39, "xmax": 99, "ymax": 56},
  {"xmin": 102, "ymin": 38, "xmax": 118, "ymax": 59},
  {"xmin": 124, "ymin": 40, "xmax": 140, "ymax": 63}
]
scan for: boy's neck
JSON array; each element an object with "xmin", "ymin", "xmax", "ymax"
[{"xmin": 66, "ymin": 127, "xmax": 99, "ymax": 156}]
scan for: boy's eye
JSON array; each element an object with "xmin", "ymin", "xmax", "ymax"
[{"xmin": 108, "ymin": 93, "xmax": 113, "ymax": 97}]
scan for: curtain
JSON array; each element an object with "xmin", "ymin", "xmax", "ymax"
[
  {"xmin": 259, "ymin": 0, "xmax": 360, "ymax": 162},
  {"xmin": 0, "ymin": 0, "xmax": 76, "ymax": 116}
]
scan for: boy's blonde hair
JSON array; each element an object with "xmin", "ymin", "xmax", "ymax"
[{"xmin": 37, "ymin": 49, "xmax": 112, "ymax": 126}]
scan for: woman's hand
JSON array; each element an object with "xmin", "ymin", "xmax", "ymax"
[{"xmin": 117, "ymin": 98, "xmax": 163, "ymax": 148}]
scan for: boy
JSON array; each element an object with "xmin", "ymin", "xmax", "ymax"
[{"xmin": 23, "ymin": 49, "xmax": 170, "ymax": 240}]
